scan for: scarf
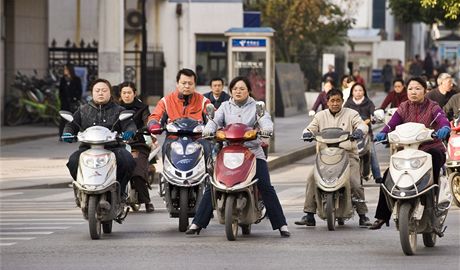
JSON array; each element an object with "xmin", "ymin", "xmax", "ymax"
[{"xmin": 353, "ymin": 96, "xmax": 365, "ymax": 105}]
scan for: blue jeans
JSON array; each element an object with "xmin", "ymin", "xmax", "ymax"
[
  {"xmin": 192, "ymin": 159, "xmax": 287, "ymax": 230},
  {"xmin": 370, "ymin": 143, "xmax": 382, "ymax": 179}
]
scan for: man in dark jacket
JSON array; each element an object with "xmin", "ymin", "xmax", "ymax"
[
  {"xmin": 426, "ymin": 73, "xmax": 456, "ymax": 108},
  {"xmin": 203, "ymin": 77, "xmax": 230, "ymax": 109},
  {"xmin": 58, "ymin": 64, "xmax": 82, "ymax": 138},
  {"xmin": 63, "ymin": 78, "xmax": 136, "ymax": 199},
  {"xmin": 444, "ymin": 92, "xmax": 460, "ymax": 121}
]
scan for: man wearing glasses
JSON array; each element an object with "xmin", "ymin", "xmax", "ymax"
[{"xmin": 147, "ymin": 68, "xmax": 212, "ymax": 158}]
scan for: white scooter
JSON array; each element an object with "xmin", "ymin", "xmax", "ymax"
[
  {"xmin": 379, "ymin": 122, "xmax": 452, "ymax": 255},
  {"xmin": 60, "ymin": 110, "xmax": 133, "ymax": 240}
]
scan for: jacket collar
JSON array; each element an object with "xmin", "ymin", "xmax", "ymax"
[{"xmin": 229, "ymin": 96, "xmax": 255, "ymax": 108}]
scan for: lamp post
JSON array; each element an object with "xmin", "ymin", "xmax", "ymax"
[{"xmin": 140, "ymin": 0, "xmax": 147, "ymax": 100}]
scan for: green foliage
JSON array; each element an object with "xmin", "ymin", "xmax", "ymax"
[
  {"xmin": 246, "ymin": 0, "xmax": 353, "ymax": 89},
  {"xmin": 421, "ymin": 0, "xmax": 460, "ymax": 20},
  {"xmin": 389, "ymin": 0, "xmax": 460, "ymax": 28}
]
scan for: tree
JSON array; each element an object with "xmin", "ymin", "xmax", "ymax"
[
  {"xmin": 246, "ymin": 0, "xmax": 354, "ymax": 89},
  {"xmin": 421, "ymin": 0, "xmax": 460, "ymax": 20},
  {"xmin": 389, "ymin": 0, "xmax": 460, "ymax": 28}
]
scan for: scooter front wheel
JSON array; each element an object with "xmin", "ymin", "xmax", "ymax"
[
  {"xmin": 326, "ymin": 193, "xmax": 336, "ymax": 231},
  {"xmin": 399, "ymin": 202, "xmax": 417, "ymax": 255},
  {"xmin": 225, "ymin": 195, "xmax": 238, "ymax": 241},
  {"xmin": 448, "ymin": 173, "xmax": 460, "ymax": 207},
  {"xmin": 178, "ymin": 188, "xmax": 189, "ymax": 232},
  {"xmin": 88, "ymin": 195, "xmax": 102, "ymax": 240}
]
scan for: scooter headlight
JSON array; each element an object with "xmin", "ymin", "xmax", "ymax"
[
  {"xmin": 171, "ymin": 141, "xmax": 184, "ymax": 155},
  {"xmin": 392, "ymin": 157, "xmax": 427, "ymax": 170},
  {"xmin": 82, "ymin": 153, "xmax": 110, "ymax": 169},
  {"xmin": 185, "ymin": 142, "xmax": 201, "ymax": 155}
]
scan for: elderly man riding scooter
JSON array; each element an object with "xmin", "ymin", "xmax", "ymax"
[{"xmin": 295, "ymin": 88, "xmax": 373, "ymax": 227}]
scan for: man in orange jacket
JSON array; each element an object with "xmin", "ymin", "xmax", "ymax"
[{"xmin": 147, "ymin": 68, "xmax": 212, "ymax": 159}]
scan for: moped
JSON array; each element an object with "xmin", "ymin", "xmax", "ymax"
[
  {"xmin": 379, "ymin": 122, "xmax": 452, "ymax": 255},
  {"xmin": 446, "ymin": 116, "xmax": 460, "ymax": 207},
  {"xmin": 304, "ymin": 128, "xmax": 360, "ymax": 230},
  {"xmin": 206, "ymin": 102, "xmax": 269, "ymax": 241},
  {"xmin": 150, "ymin": 118, "xmax": 208, "ymax": 232},
  {"xmin": 60, "ymin": 110, "xmax": 133, "ymax": 240}
]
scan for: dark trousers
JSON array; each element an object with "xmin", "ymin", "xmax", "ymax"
[
  {"xmin": 66, "ymin": 145, "xmax": 136, "ymax": 194},
  {"xmin": 192, "ymin": 159, "xmax": 287, "ymax": 230},
  {"xmin": 374, "ymin": 147, "xmax": 445, "ymax": 221}
]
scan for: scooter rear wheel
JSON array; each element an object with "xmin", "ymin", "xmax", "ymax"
[
  {"xmin": 326, "ymin": 193, "xmax": 336, "ymax": 231},
  {"xmin": 225, "ymin": 195, "xmax": 238, "ymax": 241},
  {"xmin": 88, "ymin": 195, "xmax": 102, "ymax": 240},
  {"xmin": 399, "ymin": 202, "xmax": 417, "ymax": 255},
  {"xmin": 449, "ymin": 173, "xmax": 460, "ymax": 207}
]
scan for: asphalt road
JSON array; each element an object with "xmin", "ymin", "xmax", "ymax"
[{"xmin": 1, "ymin": 143, "xmax": 459, "ymax": 270}]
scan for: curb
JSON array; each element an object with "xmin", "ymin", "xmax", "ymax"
[{"xmin": 1, "ymin": 133, "xmax": 57, "ymax": 146}]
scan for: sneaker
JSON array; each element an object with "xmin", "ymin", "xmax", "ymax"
[
  {"xmin": 359, "ymin": 215, "xmax": 372, "ymax": 228},
  {"xmin": 294, "ymin": 214, "xmax": 316, "ymax": 226}
]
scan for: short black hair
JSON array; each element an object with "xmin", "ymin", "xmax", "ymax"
[
  {"xmin": 176, "ymin": 68, "xmax": 197, "ymax": 83},
  {"xmin": 228, "ymin": 76, "xmax": 252, "ymax": 93},
  {"xmin": 326, "ymin": 88, "xmax": 343, "ymax": 100},
  {"xmin": 209, "ymin": 77, "xmax": 224, "ymax": 86},
  {"xmin": 89, "ymin": 78, "xmax": 112, "ymax": 93},
  {"xmin": 393, "ymin": 78, "xmax": 404, "ymax": 85},
  {"xmin": 406, "ymin": 76, "xmax": 427, "ymax": 90},
  {"xmin": 118, "ymin": 81, "xmax": 137, "ymax": 93}
]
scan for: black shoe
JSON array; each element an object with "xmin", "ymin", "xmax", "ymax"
[
  {"xmin": 375, "ymin": 177, "xmax": 384, "ymax": 184},
  {"xmin": 294, "ymin": 214, "xmax": 316, "ymax": 226},
  {"xmin": 185, "ymin": 225, "xmax": 202, "ymax": 235},
  {"xmin": 337, "ymin": 218, "xmax": 345, "ymax": 226},
  {"xmin": 279, "ymin": 230, "xmax": 291, "ymax": 237},
  {"xmin": 359, "ymin": 215, "xmax": 372, "ymax": 228},
  {"xmin": 145, "ymin": 203, "xmax": 154, "ymax": 213},
  {"xmin": 369, "ymin": 219, "xmax": 390, "ymax": 230}
]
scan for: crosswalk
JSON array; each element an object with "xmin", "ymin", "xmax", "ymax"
[{"xmin": 0, "ymin": 190, "xmax": 83, "ymax": 247}]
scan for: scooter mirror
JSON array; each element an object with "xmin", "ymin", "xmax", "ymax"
[
  {"xmin": 206, "ymin": 104, "xmax": 215, "ymax": 120},
  {"xmin": 373, "ymin": 109, "xmax": 385, "ymax": 122},
  {"xmin": 256, "ymin": 101, "xmax": 265, "ymax": 117},
  {"xmin": 59, "ymin": 110, "xmax": 74, "ymax": 122},
  {"xmin": 119, "ymin": 110, "xmax": 134, "ymax": 121}
]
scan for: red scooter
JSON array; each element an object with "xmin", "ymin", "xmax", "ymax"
[
  {"xmin": 206, "ymin": 102, "xmax": 267, "ymax": 241},
  {"xmin": 447, "ymin": 118, "xmax": 460, "ymax": 207}
]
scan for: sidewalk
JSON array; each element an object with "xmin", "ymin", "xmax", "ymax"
[{"xmin": 0, "ymin": 91, "xmax": 386, "ymax": 190}]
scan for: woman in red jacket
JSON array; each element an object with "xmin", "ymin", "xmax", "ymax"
[{"xmin": 379, "ymin": 79, "xmax": 408, "ymax": 109}]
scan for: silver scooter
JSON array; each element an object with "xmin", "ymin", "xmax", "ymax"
[
  {"xmin": 60, "ymin": 110, "xmax": 133, "ymax": 240},
  {"xmin": 304, "ymin": 128, "xmax": 359, "ymax": 230}
]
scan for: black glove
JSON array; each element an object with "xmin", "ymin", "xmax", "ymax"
[
  {"xmin": 351, "ymin": 129, "xmax": 364, "ymax": 140},
  {"xmin": 302, "ymin": 131, "xmax": 313, "ymax": 140}
]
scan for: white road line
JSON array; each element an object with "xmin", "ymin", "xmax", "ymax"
[
  {"xmin": 0, "ymin": 218, "xmax": 82, "ymax": 221},
  {"xmin": 0, "ymin": 222, "xmax": 84, "ymax": 225},
  {"xmin": 33, "ymin": 191, "xmax": 75, "ymax": 201},
  {"xmin": 0, "ymin": 237, "xmax": 36, "ymax": 240},
  {"xmin": 0, "ymin": 192, "xmax": 24, "ymax": 198},
  {"xmin": 0, "ymin": 232, "xmax": 54, "ymax": 235},
  {"xmin": 1, "ymin": 226, "xmax": 70, "ymax": 230},
  {"xmin": 0, "ymin": 210, "xmax": 81, "ymax": 214},
  {"xmin": 0, "ymin": 242, "xmax": 16, "ymax": 246}
]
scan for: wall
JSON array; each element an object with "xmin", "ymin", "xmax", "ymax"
[
  {"xmin": 48, "ymin": 0, "xmax": 97, "ymax": 46},
  {"xmin": 154, "ymin": 1, "xmax": 242, "ymax": 94}
]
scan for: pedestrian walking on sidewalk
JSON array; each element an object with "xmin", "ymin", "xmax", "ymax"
[{"xmin": 58, "ymin": 64, "xmax": 82, "ymax": 140}]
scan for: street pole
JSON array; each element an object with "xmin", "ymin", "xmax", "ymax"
[{"xmin": 140, "ymin": 0, "xmax": 147, "ymax": 101}]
